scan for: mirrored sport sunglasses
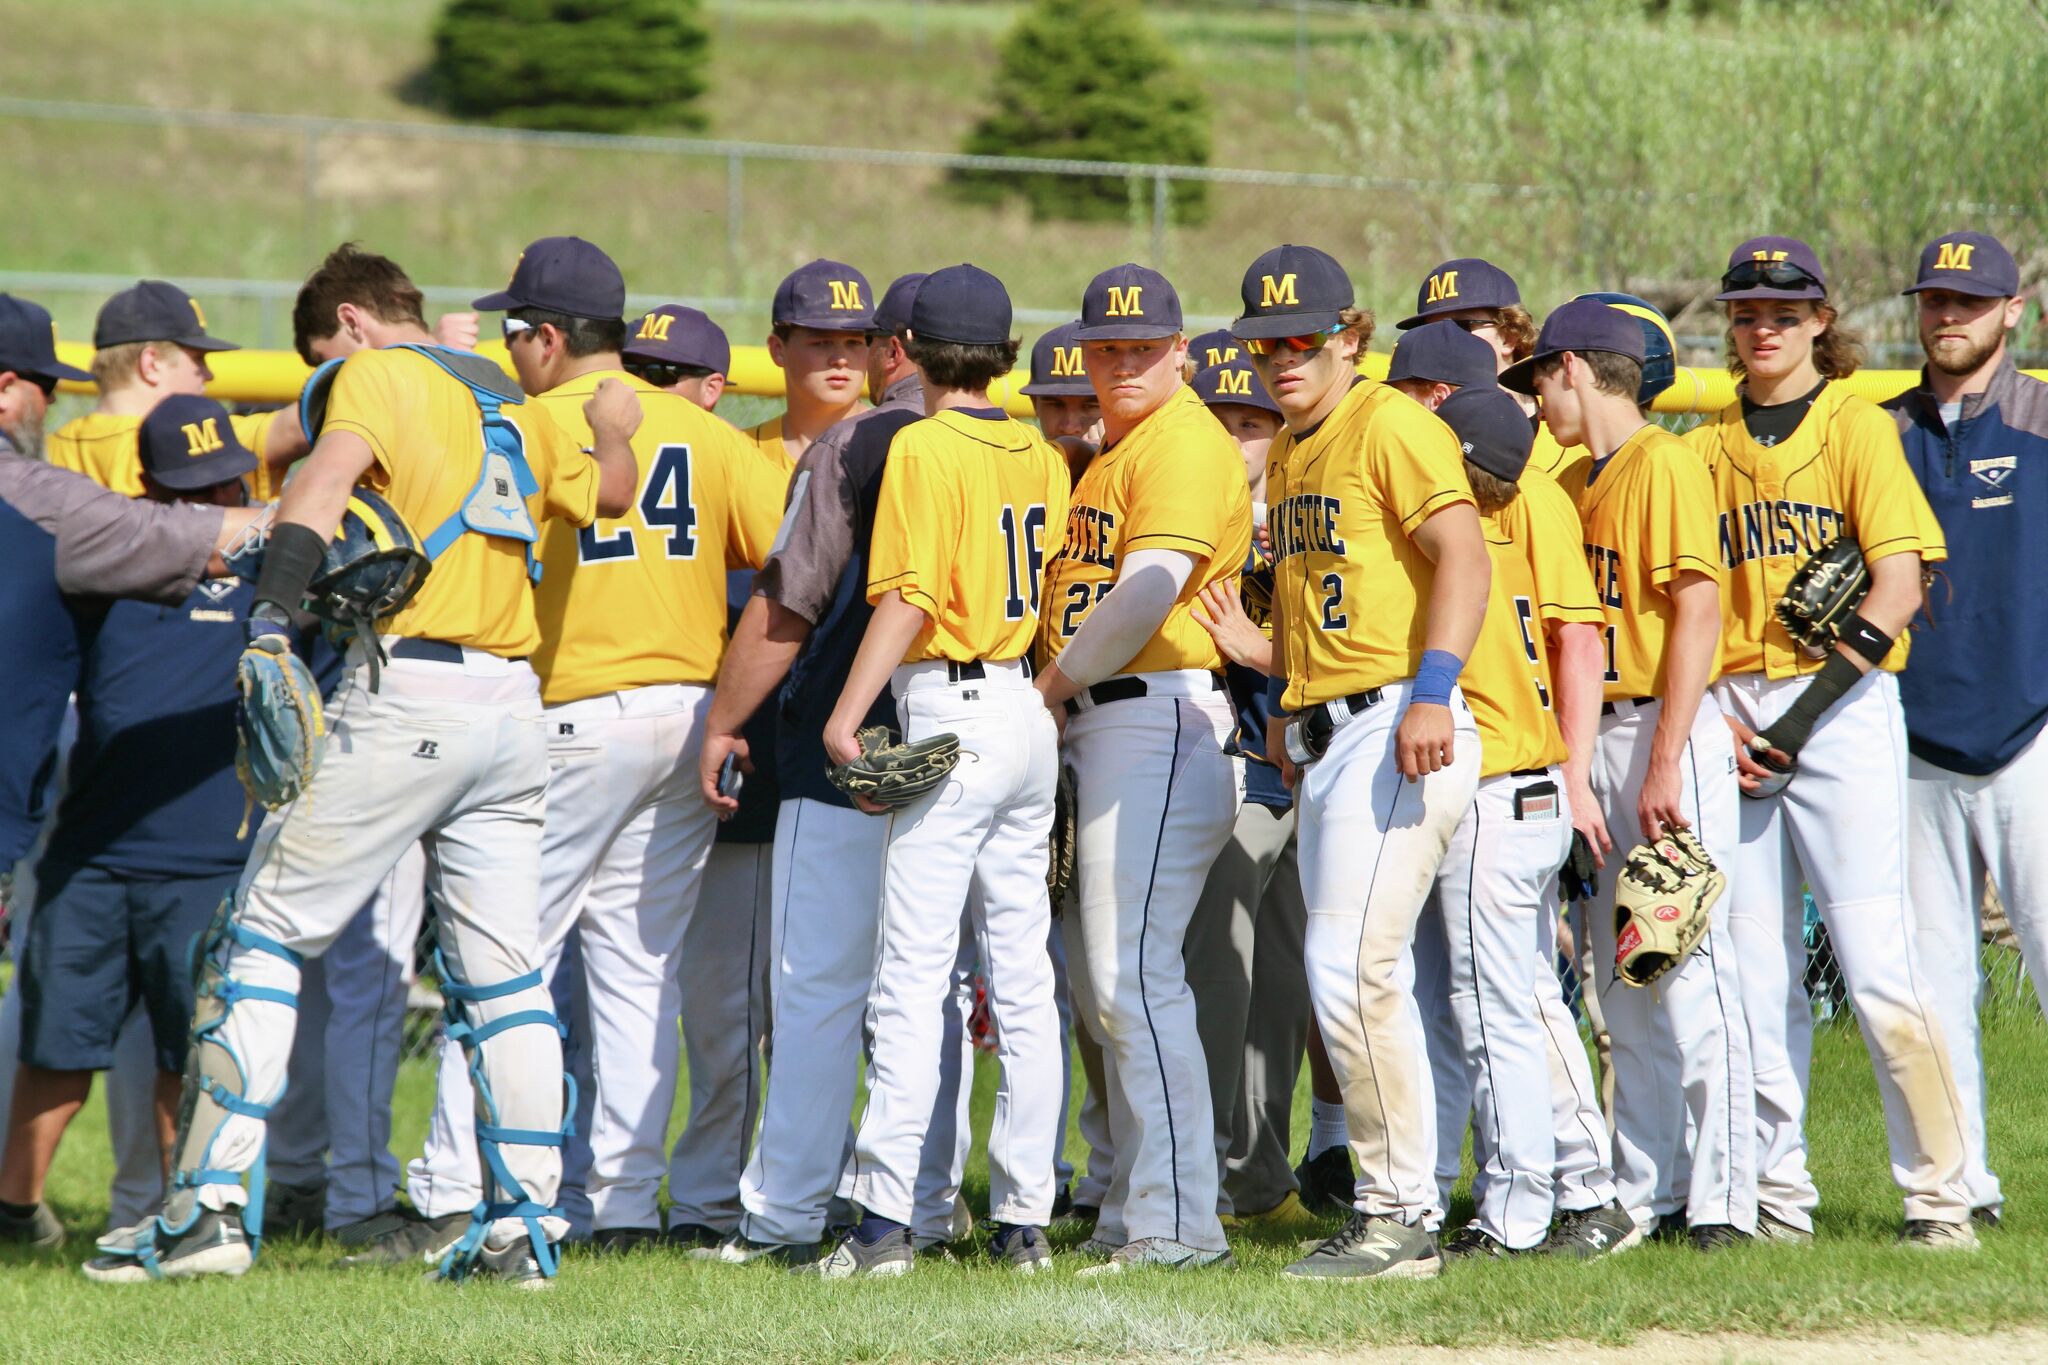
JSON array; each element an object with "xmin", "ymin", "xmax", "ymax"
[
  {"xmin": 501, "ymin": 317, "xmax": 538, "ymax": 342},
  {"xmin": 1720, "ymin": 259, "xmax": 1823, "ymax": 293},
  {"xmin": 1242, "ymin": 324, "xmax": 1345, "ymax": 357}
]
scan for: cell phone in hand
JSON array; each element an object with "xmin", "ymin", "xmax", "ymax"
[{"xmin": 717, "ymin": 752, "xmax": 744, "ymax": 800}]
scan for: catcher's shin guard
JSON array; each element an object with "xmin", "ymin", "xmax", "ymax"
[
  {"xmin": 429, "ymin": 932, "xmax": 573, "ymax": 1283},
  {"xmin": 100, "ymin": 896, "xmax": 300, "ymax": 1278}
]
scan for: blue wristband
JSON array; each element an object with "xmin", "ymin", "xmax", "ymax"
[
  {"xmin": 1265, "ymin": 672, "xmax": 1287, "ymax": 711},
  {"xmin": 1410, "ymin": 649, "xmax": 1462, "ymax": 707}
]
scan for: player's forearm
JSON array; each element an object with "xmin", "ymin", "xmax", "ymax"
[
  {"xmin": 1846, "ymin": 551, "xmax": 1923, "ymax": 668},
  {"xmin": 1651, "ymin": 575, "xmax": 1720, "ymax": 767},
  {"xmin": 1050, "ymin": 549, "xmax": 1194, "ymax": 692},
  {"xmin": 276, "ymin": 431, "xmax": 372, "ymax": 536},
  {"xmin": 589, "ymin": 435, "xmax": 636, "ymax": 518},
  {"xmin": 1412, "ymin": 505, "xmax": 1490, "ymax": 665},
  {"xmin": 829, "ymin": 592, "xmax": 926, "ymax": 734},
  {"xmin": 1550, "ymin": 621, "xmax": 1605, "ymax": 784},
  {"xmin": 263, "ymin": 406, "xmax": 310, "ymax": 464},
  {"xmin": 707, "ymin": 597, "xmax": 810, "ymax": 736}
]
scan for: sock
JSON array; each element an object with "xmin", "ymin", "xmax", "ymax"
[
  {"xmin": 1309, "ymin": 1099, "xmax": 1348, "ymax": 1158},
  {"xmin": 0, "ymin": 1199, "xmax": 38, "ymax": 1219},
  {"xmin": 851, "ymin": 1214, "xmax": 906, "ymax": 1246}
]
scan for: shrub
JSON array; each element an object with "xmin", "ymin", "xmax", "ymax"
[{"xmin": 431, "ymin": 0, "xmax": 709, "ymax": 134}]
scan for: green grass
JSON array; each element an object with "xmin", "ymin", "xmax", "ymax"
[{"xmin": 2, "ymin": 1010, "xmax": 2043, "ymax": 1362}]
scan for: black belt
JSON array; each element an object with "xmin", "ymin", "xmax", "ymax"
[
  {"xmin": 1064, "ymin": 671, "xmax": 1225, "ymax": 716},
  {"xmin": 389, "ymin": 638, "xmax": 528, "ymax": 665},
  {"xmin": 947, "ymin": 657, "xmax": 1033, "ymax": 684},
  {"xmin": 1510, "ymin": 767, "xmax": 1551, "ymax": 778},
  {"xmin": 1600, "ymin": 695, "xmax": 1656, "ymax": 716},
  {"xmin": 1285, "ymin": 688, "xmax": 1385, "ymax": 765}
]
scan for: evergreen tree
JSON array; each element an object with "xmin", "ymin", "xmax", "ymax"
[
  {"xmin": 431, "ymin": 0, "xmax": 709, "ymax": 134},
  {"xmin": 953, "ymin": 0, "xmax": 1213, "ymax": 225}
]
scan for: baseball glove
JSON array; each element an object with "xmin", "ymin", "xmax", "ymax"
[
  {"xmin": 1776, "ymin": 537, "xmax": 1870, "ymax": 661},
  {"xmin": 234, "ymin": 633, "xmax": 326, "ymax": 833},
  {"xmin": 1613, "ymin": 828, "xmax": 1725, "ymax": 988},
  {"xmin": 1240, "ymin": 565, "xmax": 1274, "ymax": 629},
  {"xmin": 1047, "ymin": 763, "xmax": 1077, "ymax": 912},
  {"xmin": 827, "ymin": 726, "xmax": 960, "ymax": 812},
  {"xmin": 1559, "ymin": 829, "xmax": 1600, "ymax": 904}
]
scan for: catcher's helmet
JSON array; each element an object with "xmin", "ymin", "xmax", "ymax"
[
  {"xmin": 308, "ymin": 487, "xmax": 431, "ymax": 641},
  {"xmin": 1573, "ymin": 291, "xmax": 1675, "ymax": 406}
]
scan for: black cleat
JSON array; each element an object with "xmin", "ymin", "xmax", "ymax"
[
  {"xmin": 1292, "ymin": 1146, "xmax": 1356, "ymax": 1217},
  {"xmin": 336, "ymin": 1208, "xmax": 470, "ymax": 1267},
  {"xmin": 1688, "ymin": 1222, "xmax": 1750, "ymax": 1252},
  {"xmin": 798, "ymin": 1224, "xmax": 914, "ymax": 1279},
  {"xmin": 83, "ymin": 1208, "xmax": 252, "ymax": 1283},
  {"xmin": 1440, "ymin": 1224, "xmax": 1517, "ymax": 1260},
  {"xmin": 591, "ymin": 1226, "xmax": 664, "ymax": 1254},
  {"xmin": 662, "ymin": 1220, "xmax": 723, "ymax": 1250},
  {"xmin": 0, "ymin": 1200, "xmax": 65, "ymax": 1251},
  {"xmin": 1540, "ymin": 1200, "xmax": 1643, "ymax": 1259},
  {"xmin": 989, "ymin": 1222, "xmax": 1052, "ymax": 1273}
]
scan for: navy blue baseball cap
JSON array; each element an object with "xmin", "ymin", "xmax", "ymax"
[
  {"xmin": 623, "ymin": 304, "xmax": 730, "ymax": 374},
  {"xmin": 869, "ymin": 272, "xmax": 928, "ymax": 338},
  {"xmin": 1231, "ymin": 244, "xmax": 1353, "ymax": 340},
  {"xmin": 474, "ymin": 236, "xmax": 626, "ymax": 320},
  {"xmin": 138, "ymin": 394, "xmax": 258, "ymax": 491},
  {"xmin": 1020, "ymin": 321, "xmax": 1091, "ymax": 397},
  {"xmin": 1397, "ymin": 258, "xmax": 1521, "ymax": 330},
  {"xmin": 1438, "ymin": 385, "xmax": 1535, "ymax": 483},
  {"xmin": 909, "ymin": 263, "xmax": 1011, "ymax": 346},
  {"xmin": 1574, "ymin": 292, "xmax": 1676, "ymax": 404},
  {"xmin": 1186, "ymin": 328, "xmax": 1243, "ymax": 372},
  {"xmin": 0, "ymin": 295, "xmax": 92, "ymax": 384},
  {"xmin": 95, "ymin": 280, "xmax": 241, "ymax": 351},
  {"xmin": 772, "ymin": 259, "xmax": 874, "ymax": 333},
  {"xmin": 1716, "ymin": 236, "xmax": 1828, "ymax": 302},
  {"xmin": 1077, "ymin": 263, "xmax": 1182, "ymax": 340},
  {"xmin": 1499, "ymin": 298, "xmax": 1645, "ymax": 395},
  {"xmin": 1904, "ymin": 231, "xmax": 2021, "ymax": 298},
  {"xmin": 1192, "ymin": 357, "xmax": 1279, "ymax": 416},
  {"xmin": 1386, "ymin": 320, "xmax": 1498, "ymax": 390}
]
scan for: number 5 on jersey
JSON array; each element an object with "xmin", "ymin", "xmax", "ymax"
[{"xmin": 579, "ymin": 443, "xmax": 697, "ymax": 563}]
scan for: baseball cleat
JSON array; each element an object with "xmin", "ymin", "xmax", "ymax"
[
  {"xmin": 989, "ymin": 1223, "xmax": 1052, "ymax": 1273},
  {"xmin": 798, "ymin": 1224, "xmax": 914, "ymax": 1279},
  {"xmin": 1645, "ymin": 1210, "xmax": 1690, "ymax": 1244},
  {"xmin": 698, "ymin": 1231, "xmax": 823, "ymax": 1267},
  {"xmin": 262, "ymin": 1178, "xmax": 327, "ymax": 1240},
  {"xmin": 82, "ymin": 1209, "xmax": 252, "ymax": 1283},
  {"xmin": 1439, "ymin": 1224, "xmax": 1519, "ymax": 1260},
  {"xmin": 336, "ymin": 1208, "xmax": 469, "ymax": 1267},
  {"xmin": 662, "ymin": 1221, "xmax": 724, "ymax": 1250},
  {"xmin": 1283, "ymin": 1212, "xmax": 1439, "ymax": 1281},
  {"xmin": 464, "ymin": 1235, "xmax": 556, "ymax": 1290},
  {"xmin": 1539, "ymin": 1201, "xmax": 1643, "ymax": 1258},
  {"xmin": 1688, "ymin": 1223, "xmax": 1751, "ymax": 1253},
  {"xmin": 1228, "ymin": 1190, "xmax": 1323, "ymax": 1236},
  {"xmin": 1901, "ymin": 1219, "xmax": 1981, "ymax": 1251},
  {"xmin": 1754, "ymin": 1209, "xmax": 1815, "ymax": 1246},
  {"xmin": 1074, "ymin": 1236, "xmax": 1234, "ymax": 1276},
  {"xmin": 0, "ymin": 1200, "xmax": 65, "ymax": 1251},
  {"xmin": 1076, "ymin": 1231, "xmax": 1123, "ymax": 1258},
  {"xmin": 591, "ymin": 1226, "xmax": 664, "ymax": 1254},
  {"xmin": 1971, "ymin": 1205, "xmax": 2002, "ymax": 1231},
  {"xmin": 1292, "ymin": 1146, "xmax": 1356, "ymax": 1217}
]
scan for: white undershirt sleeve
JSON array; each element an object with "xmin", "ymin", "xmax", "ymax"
[{"xmin": 1050, "ymin": 548, "xmax": 1198, "ymax": 688}]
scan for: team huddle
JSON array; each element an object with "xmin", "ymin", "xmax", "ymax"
[{"xmin": 0, "ymin": 221, "xmax": 2040, "ymax": 1287}]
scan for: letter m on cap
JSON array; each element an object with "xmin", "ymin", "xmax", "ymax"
[
  {"xmin": 182, "ymin": 418, "xmax": 224, "ymax": 458},
  {"xmin": 1934, "ymin": 241, "xmax": 1977, "ymax": 271},
  {"xmin": 829, "ymin": 280, "xmax": 864, "ymax": 311},
  {"xmin": 1218, "ymin": 368, "xmax": 1252, "ymax": 396},
  {"xmin": 1105, "ymin": 285, "xmax": 1143, "ymax": 317},
  {"xmin": 636, "ymin": 312, "xmax": 673, "ymax": 342},
  {"xmin": 1260, "ymin": 273, "xmax": 1298, "ymax": 308},
  {"xmin": 1425, "ymin": 270, "xmax": 1460, "ymax": 304},
  {"xmin": 1052, "ymin": 345, "xmax": 1082, "ymax": 378}
]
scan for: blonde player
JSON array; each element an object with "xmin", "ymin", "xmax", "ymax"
[
  {"xmin": 1688, "ymin": 236, "xmax": 1972, "ymax": 1249},
  {"xmin": 1032, "ymin": 263, "xmax": 1250, "ymax": 1273},
  {"xmin": 1507, "ymin": 299, "xmax": 1756, "ymax": 1250},
  {"xmin": 49, "ymin": 280, "xmax": 307, "ymax": 499},
  {"xmin": 818, "ymin": 264, "xmax": 1069, "ymax": 1277},
  {"xmin": 1230, "ymin": 245, "xmax": 1489, "ymax": 1281},
  {"xmin": 747, "ymin": 260, "xmax": 873, "ymax": 467},
  {"xmin": 406, "ymin": 240, "xmax": 785, "ymax": 1251}
]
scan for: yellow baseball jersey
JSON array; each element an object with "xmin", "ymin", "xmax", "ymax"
[
  {"xmin": 1463, "ymin": 477, "xmax": 1604, "ymax": 777},
  {"xmin": 1037, "ymin": 386, "xmax": 1252, "ymax": 676},
  {"xmin": 322, "ymin": 346, "xmax": 599, "ymax": 659},
  {"xmin": 868, "ymin": 410, "xmax": 1071, "ymax": 664},
  {"xmin": 1685, "ymin": 382, "xmax": 1946, "ymax": 679},
  {"xmin": 1266, "ymin": 379, "xmax": 1475, "ymax": 711},
  {"xmin": 529, "ymin": 370, "xmax": 787, "ymax": 704},
  {"xmin": 49, "ymin": 408, "xmax": 284, "ymax": 498},
  {"xmin": 1572, "ymin": 425, "xmax": 1725, "ymax": 701},
  {"xmin": 1524, "ymin": 419, "xmax": 1591, "ymax": 493},
  {"xmin": 743, "ymin": 415, "xmax": 796, "ymax": 478}
]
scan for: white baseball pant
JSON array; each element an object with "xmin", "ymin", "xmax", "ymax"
[
  {"xmin": 1907, "ymin": 720, "xmax": 2048, "ymax": 1218},
  {"xmin": 1585, "ymin": 695, "xmax": 1755, "ymax": 1234},
  {"xmin": 1064, "ymin": 678, "xmax": 1240, "ymax": 1251},
  {"xmin": 1544, "ymin": 898, "xmax": 1619, "ymax": 1216},
  {"xmin": 849, "ymin": 659, "xmax": 1063, "ymax": 1229},
  {"xmin": 1295, "ymin": 680, "xmax": 1481, "ymax": 1229},
  {"xmin": 1718, "ymin": 670, "xmax": 1970, "ymax": 1229}
]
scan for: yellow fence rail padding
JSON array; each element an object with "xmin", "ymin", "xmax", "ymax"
[{"xmin": 51, "ymin": 340, "xmax": 2031, "ymax": 418}]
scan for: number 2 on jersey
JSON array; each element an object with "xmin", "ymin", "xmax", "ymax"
[
  {"xmin": 578, "ymin": 443, "xmax": 698, "ymax": 564},
  {"xmin": 1000, "ymin": 503, "xmax": 1048, "ymax": 621}
]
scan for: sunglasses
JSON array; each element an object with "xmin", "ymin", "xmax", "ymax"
[
  {"xmin": 1450, "ymin": 316, "xmax": 1500, "ymax": 333},
  {"xmin": 1720, "ymin": 260, "xmax": 1823, "ymax": 292},
  {"xmin": 501, "ymin": 317, "xmax": 538, "ymax": 343},
  {"xmin": 625, "ymin": 360, "xmax": 711, "ymax": 388},
  {"xmin": 1242, "ymin": 325, "xmax": 1344, "ymax": 357}
]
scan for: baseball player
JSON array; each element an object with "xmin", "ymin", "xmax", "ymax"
[
  {"xmin": 1182, "ymin": 357, "xmax": 1318, "ymax": 1231},
  {"xmin": 696, "ymin": 272, "xmax": 975, "ymax": 1264},
  {"xmin": 1505, "ymin": 299, "xmax": 1756, "ymax": 1250},
  {"xmin": 624, "ymin": 304, "xmax": 731, "ymax": 412},
  {"xmin": 405, "ymin": 238, "xmax": 784, "ymax": 1251},
  {"xmin": 84, "ymin": 242, "xmax": 644, "ymax": 1287},
  {"xmin": 1185, "ymin": 328, "xmax": 1245, "ymax": 376},
  {"xmin": 747, "ymin": 260, "xmax": 874, "ymax": 468},
  {"xmin": 1229, "ymin": 244, "xmax": 1489, "ymax": 1281},
  {"xmin": 47, "ymin": 281, "xmax": 307, "ymax": 500},
  {"xmin": 1688, "ymin": 235, "xmax": 1972, "ymax": 1249},
  {"xmin": 1032, "ymin": 263, "xmax": 1250, "ymax": 1273},
  {"xmin": 1024, "ymin": 320, "xmax": 1103, "ymax": 475},
  {"xmin": 820, "ymin": 263, "xmax": 1069, "ymax": 1277},
  {"xmin": 1383, "ymin": 320, "xmax": 1499, "ymax": 411},
  {"xmin": 1887, "ymin": 230, "xmax": 2048, "ymax": 1230}
]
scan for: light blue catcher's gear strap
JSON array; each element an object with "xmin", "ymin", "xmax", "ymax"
[
  {"xmin": 390, "ymin": 343, "xmax": 546, "ymax": 584},
  {"xmin": 298, "ymin": 356, "xmax": 346, "ymax": 441},
  {"xmin": 428, "ymin": 932, "xmax": 573, "ymax": 1283}
]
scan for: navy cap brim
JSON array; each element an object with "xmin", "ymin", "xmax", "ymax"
[
  {"xmin": 1072, "ymin": 321, "xmax": 1181, "ymax": 341},
  {"xmin": 1713, "ymin": 285, "xmax": 1827, "ymax": 303},
  {"xmin": 1019, "ymin": 378, "xmax": 1094, "ymax": 397},
  {"xmin": 1393, "ymin": 308, "xmax": 1441, "ymax": 330},
  {"xmin": 1902, "ymin": 278, "xmax": 2010, "ymax": 297},
  {"xmin": 147, "ymin": 447, "xmax": 258, "ymax": 491},
  {"xmin": 181, "ymin": 335, "xmax": 240, "ymax": 353},
  {"xmin": 471, "ymin": 288, "xmax": 523, "ymax": 312},
  {"xmin": 779, "ymin": 317, "xmax": 873, "ymax": 335},
  {"xmin": 21, "ymin": 358, "xmax": 93, "ymax": 383},
  {"xmin": 1229, "ymin": 309, "xmax": 1345, "ymax": 341}
]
